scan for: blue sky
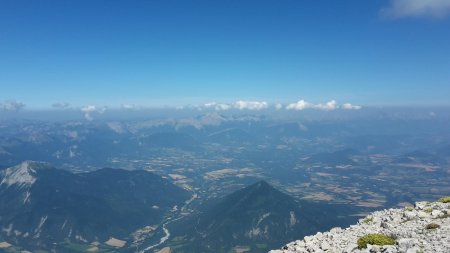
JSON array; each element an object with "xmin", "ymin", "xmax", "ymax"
[{"xmin": 0, "ymin": 0, "xmax": 449, "ymax": 109}]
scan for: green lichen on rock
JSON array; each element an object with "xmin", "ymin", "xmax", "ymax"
[
  {"xmin": 357, "ymin": 233, "xmax": 396, "ymax": 249},
  {"xmin": 438, "ymin": 197, "xmax": 450, "ymax": 203}
]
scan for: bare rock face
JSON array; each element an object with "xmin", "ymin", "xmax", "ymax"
[{"xmin": 269, "ymin": 200, "xmax": 450, "ymax": 253}]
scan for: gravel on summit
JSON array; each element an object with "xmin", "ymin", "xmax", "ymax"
[{"xmin": 269, "ymin": 200, "xmax": 450, "ymax": 253}]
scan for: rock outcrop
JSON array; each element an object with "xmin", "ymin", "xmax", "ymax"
[{"xmin": 269, "ymin": 200, "xmax": 450, "ymax": 253}]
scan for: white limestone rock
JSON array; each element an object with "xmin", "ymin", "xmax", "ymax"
[{"xmin": 270, "ymin": 200, "xmax": 450, "ymax": 253}]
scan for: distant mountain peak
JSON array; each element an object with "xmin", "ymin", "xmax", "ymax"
[
  {"xmin": 171, "ymin": 179, "xmax": 313, "ymax": 252},
  {"xmin": 252, "ymin": 180, "xmax": 271, "ymax": 188},
  {"xmin": 236, "ymin": 180, "xmax": 279, "ymax": 201},
  {"xmin": 0, "ymin": 161, "xmax": 52, "ymax": 188}
]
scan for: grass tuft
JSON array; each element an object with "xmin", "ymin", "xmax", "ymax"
[
  {"xmin": 362, "ymin": 217, "xmax": 373, "ymax": 224},
  {"xmin": 357, "ymin": 234, "xmax": 396, "ymax": 249},
  {"xmin": 438, "ymin": 197, "xmax": 450, "ymax": 203}
]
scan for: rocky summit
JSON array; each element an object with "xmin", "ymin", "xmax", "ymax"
[{"xmin": 269, "ymin": 199, "xmax": 450, "ymax": 253}]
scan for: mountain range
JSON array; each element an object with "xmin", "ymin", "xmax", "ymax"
[
  {"xmin": 0, "ymin": 162, "xmax": 359, "ymax": 253},
  {"xmin": 0, "ymin": 161, "xmax": 190, "ymax": 251}
]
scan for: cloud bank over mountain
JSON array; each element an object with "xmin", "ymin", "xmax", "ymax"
[
  {"xmin": 202, "ymin": 100, "xmax": 361, "ymax": 112},
  {"xmin": 286, "ymin": 100, "xmax": 357, "ymax": 111},
  {"xmin": 204, "ymin": 102, "xmax": 232, "ymax": 111},
  {"xmin": 0, "ymin": 99, "xmax": 364, "ymax": 121},
  {"xmin": 234, "ymin": 101, "xmax": 269, "ymax": 110}
]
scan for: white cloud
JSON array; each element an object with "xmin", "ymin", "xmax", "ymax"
[
  {"xmin": 201, "ymin": 100, "xmax": 359, "ymax": 112},
  {"xmin": 286, "ymin": 100, "xmax": 338, "ymax": 111},
  {"xmin": 286, "ymin": 99, "xmax": 362, "ymax": 111},
  {"xmin": 204, "ymin": 102, "xmax": 231, "ymax": 111},
  {"xmin": 81, "ymin": 105, "xmax": 98, "ymax": 113},
  {"xmin": 204, "ymin": 102, "xmax": 216, "ymax": 108},
  {"xmin": 314, "ymin": 100, "xmax": 338, "ymax": 111},
  {"xmin": 286, "ymin": 100, "xmax": 312, "ymax": 110},
  {"xmin": 204, "ymin": 101, "xmax": 269, "ymax": 111},
  {"xmin": 52, "ymin": 102, "xmax": 70, "ymax": 109},
  {"xmin": 233, "ymin": 101, "xmax": 268, "ymax": 110},
  {"xmin": 121, "ymin": 104, "xmax": 141, "ymax": 110},
  {"xmin": 81, "ymin": 105, "xmax": 106, "ymax": 120},
  {"xmin": 342, "ymin": 103, "xmax": 362, "ymax": 110},
  {"xmin": 0, "ymin": 100, "xmax": 25, "ymax": 111},
  {"xmin": 382, "ymin": 0, "xmax": 450, "ymax": 18}
]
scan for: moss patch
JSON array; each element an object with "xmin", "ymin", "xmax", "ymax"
[
  {"xmin": 438, "ymin": 197, "xmax": 450, "ymax": 203},
  {"xmin": 357, "ymin": 234, "xmax": 396, "ymax": 249}
]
